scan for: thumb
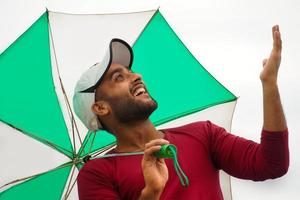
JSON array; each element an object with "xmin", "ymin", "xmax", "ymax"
[{"xmin": 262, "ymin": 58, "xmax": 268, "ymax": 66}]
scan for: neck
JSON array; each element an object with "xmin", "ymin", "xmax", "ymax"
[{"xmin": 111, "ymin": 119, "xmax": 163, "ymax": 153}]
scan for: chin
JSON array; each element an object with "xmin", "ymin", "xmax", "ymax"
[{"xmin": 109, "ymin": 93, "xmax": 158, "ymax": 123}]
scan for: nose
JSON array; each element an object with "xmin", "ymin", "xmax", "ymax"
[{"xmin": 131, "ymin": 72, "xmax": 142, "ymax": 83}]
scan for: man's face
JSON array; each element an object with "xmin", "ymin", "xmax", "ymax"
[{"xmin": 95, "ymin": 63, "xmax": 157, "ymax": 123}]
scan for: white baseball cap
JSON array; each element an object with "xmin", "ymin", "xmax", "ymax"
[{"xmin": 73, "ymin": 38, "xmax": 133, "ymax": 130}]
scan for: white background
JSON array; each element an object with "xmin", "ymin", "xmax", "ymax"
[{"xmin": 1, "ymin": 0, "xmax": 299, "ymax": 199}]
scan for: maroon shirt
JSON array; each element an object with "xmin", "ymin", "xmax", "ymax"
[{"xmin": 77, "ymin": 121, "xmax": 289, "ymax": 200}]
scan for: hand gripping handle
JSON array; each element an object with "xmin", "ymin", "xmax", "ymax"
[{"xmin": 154, "ymin": 144, "xmax": 189, "ymax": 187}]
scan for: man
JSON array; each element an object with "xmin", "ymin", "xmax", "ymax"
[{"xmin": 73, "ymin": 26, "xmax": 289, "ymax": 200}]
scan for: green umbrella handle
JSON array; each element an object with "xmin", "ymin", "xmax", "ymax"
[
  {"xmin": 154, "ymin": 144, "xmax": 189, "ymax": 187},
  {"xmin": 154, "ymin": 144, "xmax": 177, "ymax": 158}
]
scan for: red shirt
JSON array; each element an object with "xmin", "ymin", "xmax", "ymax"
[{"xmin": 77, "ymin": 121, "xmax": 289, "ymax": 200}]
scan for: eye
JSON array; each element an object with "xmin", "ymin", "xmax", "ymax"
[{"xmin": 113, "ymin": 72, "xmax": 124, "ymax": 82}]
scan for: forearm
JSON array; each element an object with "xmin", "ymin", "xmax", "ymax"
[{"xmin": 262, "ymin": 82, "xmax": 287, "ymax": 131}]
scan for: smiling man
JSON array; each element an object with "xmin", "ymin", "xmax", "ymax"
[{"xmin": 73, "ymin": 26, "xmax": 289, "ymax": 200}]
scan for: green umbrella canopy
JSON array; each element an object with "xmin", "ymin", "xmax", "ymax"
[{"xmin": 0, "ymin": 9, "xmax": 236, "ymax": 199}]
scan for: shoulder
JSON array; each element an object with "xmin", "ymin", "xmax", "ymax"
[
  {"xmin": 161, "ymin": 121, "xmax": 228, "ymax": 144},
  {"xmin": 161, "ymin": 120, "xmax": 217, "ymax": 134},
  {"xmin": 160, "ymin": 121, "xmax": 214, "ymax": 144}
]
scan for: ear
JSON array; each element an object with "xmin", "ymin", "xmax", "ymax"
[{"xmin": 91, "ymin": 101, "xmax": 110, "ymax": 117}]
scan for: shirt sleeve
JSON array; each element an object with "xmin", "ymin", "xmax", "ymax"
[
  {"xmin": 207, "ymin": 121, "xmax": 289, "ymax": 181},
  {"xmin": 77, "ymin": 163, "xmax": 120, "ymax": 200}
]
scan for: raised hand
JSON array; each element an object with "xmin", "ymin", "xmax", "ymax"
[
  {"xmin": 260, "ymin": 25, "xmax": 282, "ymax": 85},
  {"xmin": 260, "ymin": 25, "xmax": 287, "ymax": 131}
]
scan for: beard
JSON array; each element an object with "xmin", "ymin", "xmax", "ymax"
[{"xmin": 107, "ymin": 94, "xmax": 158, "ymax": 124}]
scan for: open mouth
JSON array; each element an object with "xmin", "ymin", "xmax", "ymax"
[
  {"xmin": 132, "ymin": 83, "xmax": 148, "ymax": 97},
  {"xmin": 134, "ymin": 87, "xmax": 146, "ymax": 96}
]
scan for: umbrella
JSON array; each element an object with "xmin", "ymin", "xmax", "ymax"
[{"xmin": 0, "ymin": 4, "xmax": 237, "ymax": 200}]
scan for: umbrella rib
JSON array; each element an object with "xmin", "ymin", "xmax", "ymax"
[
  {"xmin": 62, "ymin": 164, "xmax": 76, "ymax": 200},
  {"xmin": 87, "ymin": 131, "xmax": 97, "ymax": 155},
  {"xmin": 1, "ymin": 119, "xmax": 74, "ymax": 158},
  {"xmin": 48, "ymin": 18, "xmax": 83, "ymax": 153},
  {"xmin": 76, "ymin": 142, "xmax": 116, "ymax": 163},
  {"xmin": 228, "ymin": 99, "xmax": 238, "ymax": 131},
  {"xmin": 44, "ymin": 139, "xmax": 74, "ymax": 157},
  {"xmin": 88, "ymin": 143, "xmax": 116, "ymax": 158},
  {"xmin": 64, "ymin": 179, "xmax": 77, "ymax": 200},
  {"xmin": 77, "ymin": 131, "xmax": 115, "ymax": 157},
  {"xmin": 62, "ymin": 168, "xmax": 78, "ymax": 200},
  {"xmin": 62, "ymin": 85, "xmax": 82, "ymax": 151},
  {"xmin": 59, "ymin": 81, "xmax": 82, "ymax": 152},
  {"xmin": 71, "ymin": 115, "xmax": 76, "ymax": 153},
  {"xmin": 76, "ymin": 131, "xmax": 93, "ymax": 156},
  {"xmin": 0, "ymin": 161, "xmax": 73, "ymax": 190}
]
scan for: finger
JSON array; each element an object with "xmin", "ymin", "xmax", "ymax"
[
  {"xmin": 272, "ymin": 25, "xmax": 282, "ymax": 52},
  {"xmin": 272, "ymin": 25, "xmax": 276, "ymax": 41},
  {"xmin": 143, "ymin": 146, "xmax": 165, "ymax": 163},
  {"xmin": 144, "ymin": 145, "xmax": 162, "ymax": 156},
  {"xmin": 275, "ymin": 30, "xmax": 282, "ymax": 47},
  {"xmin": 262, "ymin": 58, "xmax": 268, "ymax": 66},
  {"xmin": 145, "ymin": 139, "xmax": 169, "ymax": 149},
  {"xmin": 157, "ymin": 158, "xmax": 166, "ymax": 165}
]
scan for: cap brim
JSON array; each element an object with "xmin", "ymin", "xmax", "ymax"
[{"xmin": 110, "ymin": 38, "xmax": 133, "ymax": 68}]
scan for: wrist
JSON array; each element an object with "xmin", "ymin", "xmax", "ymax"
[
  {"xmin": 139, "ymin": 186, "xmax": 163, "ymax": 200},
  {"xmin": 261, "ymin": 80, "xmax": 278, "ymax": 89}
]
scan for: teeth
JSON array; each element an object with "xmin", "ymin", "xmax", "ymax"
[{"xmin": 134, "ymin": 87, "xmax": 146, "ymax": 96}]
